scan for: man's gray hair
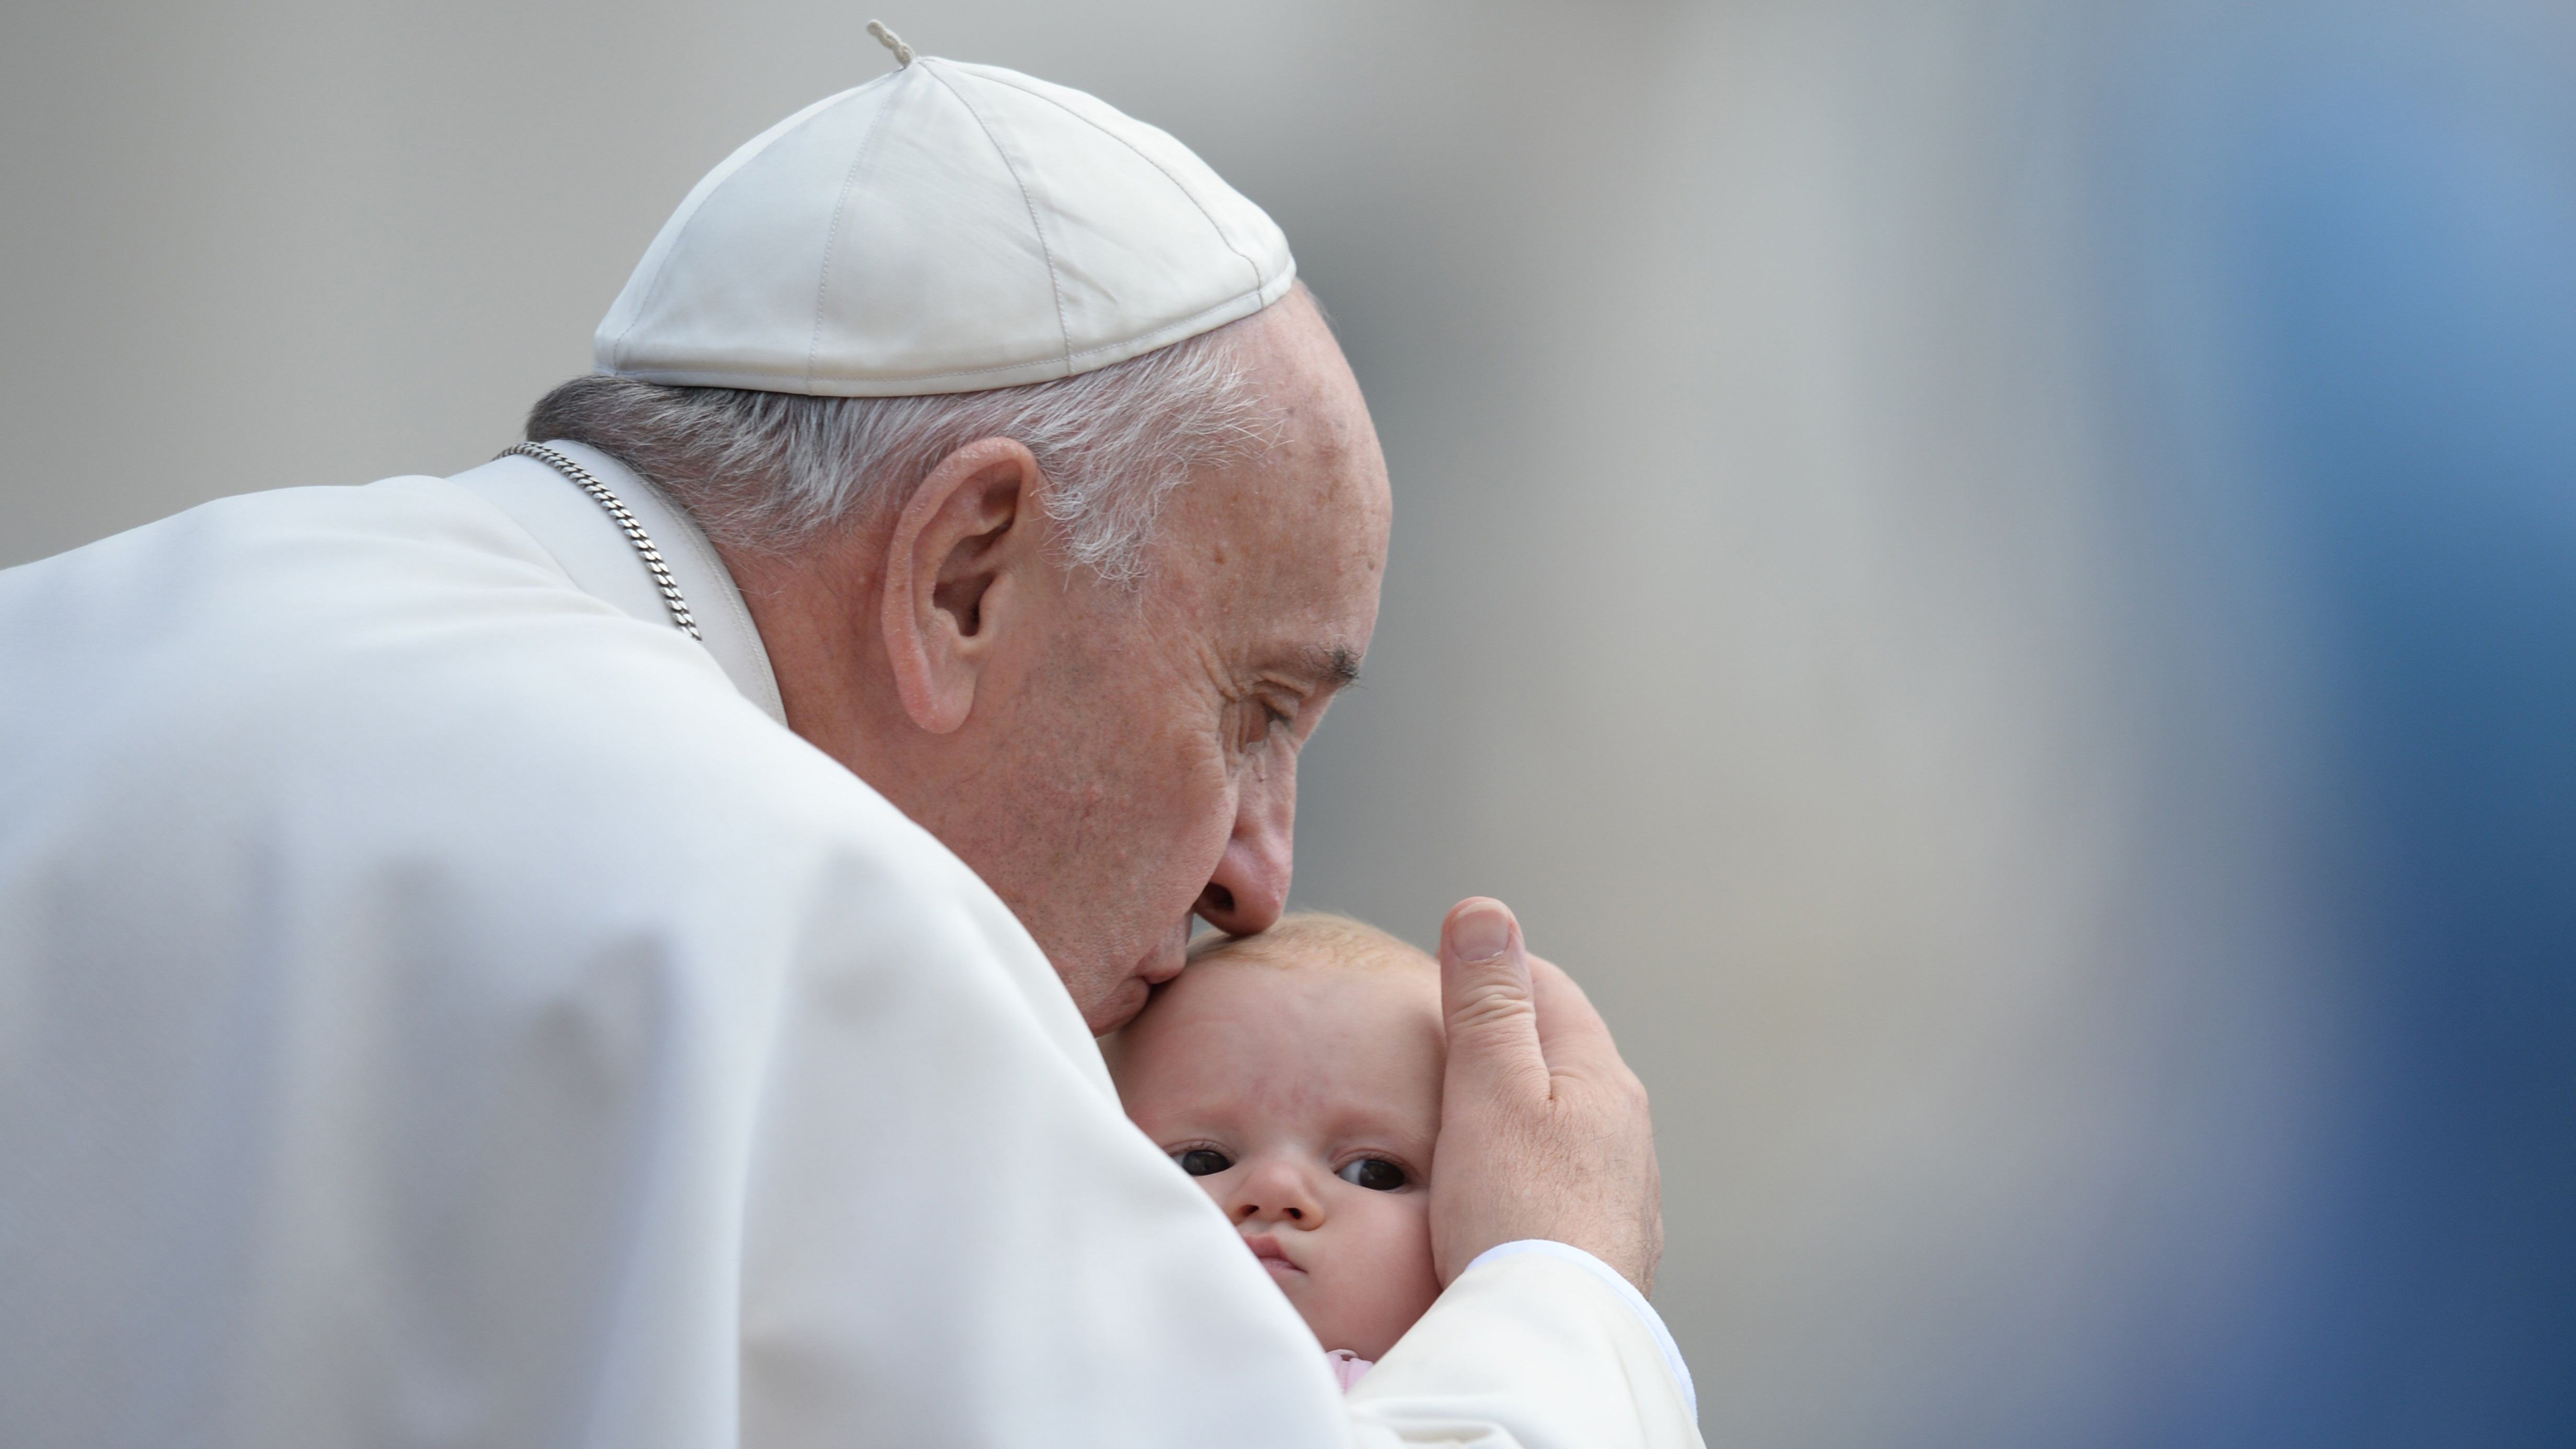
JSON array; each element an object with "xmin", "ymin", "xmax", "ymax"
[{"xmin": 525, "ymin": 314, "xmax": 1270, "ymax": 582}]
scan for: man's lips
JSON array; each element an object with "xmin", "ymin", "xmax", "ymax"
[
  {"xmin": 1245, "ymin": 1233, "xmax": 1305, "ymax": 1278},
  {"xmin": 1096, "ymin": 930, "xmax": 1192, "ymax": 1032}
]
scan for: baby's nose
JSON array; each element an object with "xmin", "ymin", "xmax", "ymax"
[{"xmin": 1226, "ymin": 1158, "xmax": 1324, "ymax": 1226}]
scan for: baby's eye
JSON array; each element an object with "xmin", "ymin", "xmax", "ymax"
[
  {"xmin": 1173, "ymin": 1147, "xmax": 1233, "ymax": 1177},
  {"xmin": 1336, "ymin": 1158, "xmax": 1408, "ymax": 1191}
]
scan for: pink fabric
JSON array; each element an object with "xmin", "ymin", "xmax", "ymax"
[{"xmin": 1326, "ymin": 1349, "xmax": 1374, "ymax": 1392}]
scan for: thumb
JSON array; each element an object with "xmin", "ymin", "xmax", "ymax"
[{"xmin": 1440, "ymin": 898, "xmax": 1550, "ymax": 1105}]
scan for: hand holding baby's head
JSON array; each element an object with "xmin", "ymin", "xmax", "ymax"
[{"xmin": 1104, "ymin": 914, "xmax": 1444, "ymax": 1362}]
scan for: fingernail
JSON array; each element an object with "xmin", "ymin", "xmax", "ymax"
[{"xmin": 1453, "ymin": 904, "xmax": 1512, "ymax": 962}]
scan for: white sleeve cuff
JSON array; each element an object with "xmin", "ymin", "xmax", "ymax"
[{"xmin": 1462, "ymin": 1239, "xmax": 1698, "ymax": 1422}]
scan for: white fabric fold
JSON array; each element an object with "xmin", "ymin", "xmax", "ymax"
[
  {"xmin": 1354, "ymin": 1247, "xmax": 1706, "ymax": 1449},
  {"xmin": 1463, "ymin": 1241, "xmax": 1698, "ymax": 1423}
]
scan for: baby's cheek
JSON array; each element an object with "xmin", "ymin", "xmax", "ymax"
[
  {"xmin": 1177, "ymin": 1168, "xmax": 1233, "ymax": 1212},
  {"xmin": 1322, "ymin": 1194, "xmax": 1443, "ymax": 1358}
]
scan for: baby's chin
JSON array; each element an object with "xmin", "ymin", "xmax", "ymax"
[
  {"xmin": 1287, "ymin": 1278, "xmax": 1419, "ymax": 1362},
  {"xmin": 1299, "ymin": 1310, "xmax": 1399, "ymax": 1363}
]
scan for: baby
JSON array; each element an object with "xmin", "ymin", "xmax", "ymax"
[{"xmin": 1105, "ymin": 913, "xmax": 1444, "ymax": 1390}]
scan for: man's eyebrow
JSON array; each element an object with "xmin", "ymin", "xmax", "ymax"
[{"xmin": 1265, "ymin": 643, "xmax": 1363, "ymax": 691}]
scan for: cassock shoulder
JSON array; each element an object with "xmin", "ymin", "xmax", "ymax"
[{"xmin": 2, "ymin": 472, "xmax": 1082, "ymax": 1072}]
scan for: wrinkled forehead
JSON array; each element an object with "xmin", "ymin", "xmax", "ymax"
[{"xmin": 1144, "ymin": 303, "xmax": 1390, "ymax": 625}]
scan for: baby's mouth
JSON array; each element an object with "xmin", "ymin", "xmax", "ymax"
[{"xmin": 1245, "ymin": 1234, "xmax": 1305, "ymax": 1280}]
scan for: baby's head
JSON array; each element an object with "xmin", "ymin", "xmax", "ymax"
[{"xmin": 1105, "ymin": 913, "xmax": 1444, "ymax": 1361}]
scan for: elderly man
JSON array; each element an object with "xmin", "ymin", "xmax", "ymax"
[{"xmin": 0, "ymin": 42, "xmax": 1693, "ymax": 1448}]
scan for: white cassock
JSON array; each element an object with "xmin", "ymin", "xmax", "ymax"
[{"xmin": 0, "ymin": 441, "xmax": 1702, "ymax": 1447}]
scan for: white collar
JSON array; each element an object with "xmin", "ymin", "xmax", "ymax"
[{"xmin": 447, "ymin": 439, "xmax": 790, "ymax": 729}]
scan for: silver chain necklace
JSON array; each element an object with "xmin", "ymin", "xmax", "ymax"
[{"xmin": 502, "ymin": 442, "xmax": 702, "ymax": 640}]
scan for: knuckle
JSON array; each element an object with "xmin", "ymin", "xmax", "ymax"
[{"xmin": 1445, "ymin": 986, "xmax": 1534, "ymax": 1038}]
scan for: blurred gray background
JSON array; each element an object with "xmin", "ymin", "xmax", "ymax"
[{"xmin": 9, "ymin": 3, "xmax": 2574, "ymax": 1445}]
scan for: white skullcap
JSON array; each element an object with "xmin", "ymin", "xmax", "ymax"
[{"xmin": 593, "ymin": 46, "xmax": 1295, "ymax": 397}]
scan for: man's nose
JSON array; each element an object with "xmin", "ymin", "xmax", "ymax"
[
  {"xmin": 1193, "ymin": 751, "xmax": 1295, "ymax": 936},
  {"xmin": 1227, "ymin": 1155, "xmax": 1325, "ymax": 1227}
]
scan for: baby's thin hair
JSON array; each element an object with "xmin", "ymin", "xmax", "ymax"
[{"xmin": 1187, "ymin": 912, "xmax": 1435, "ymax": 973}]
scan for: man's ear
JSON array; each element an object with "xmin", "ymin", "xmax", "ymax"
[{"xmin": 880, "ymin": 436, "xmax": 1040, "ymax": 734}]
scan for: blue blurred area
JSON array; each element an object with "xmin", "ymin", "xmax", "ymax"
[{"xmin": 2101, "ymin": 7, "xmax": 2576, "ymax": 1442}]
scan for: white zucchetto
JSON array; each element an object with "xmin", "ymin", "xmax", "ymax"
[{"xmin": 593, "ymin": 48, "xmax": 1296, "ymax": 397}]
